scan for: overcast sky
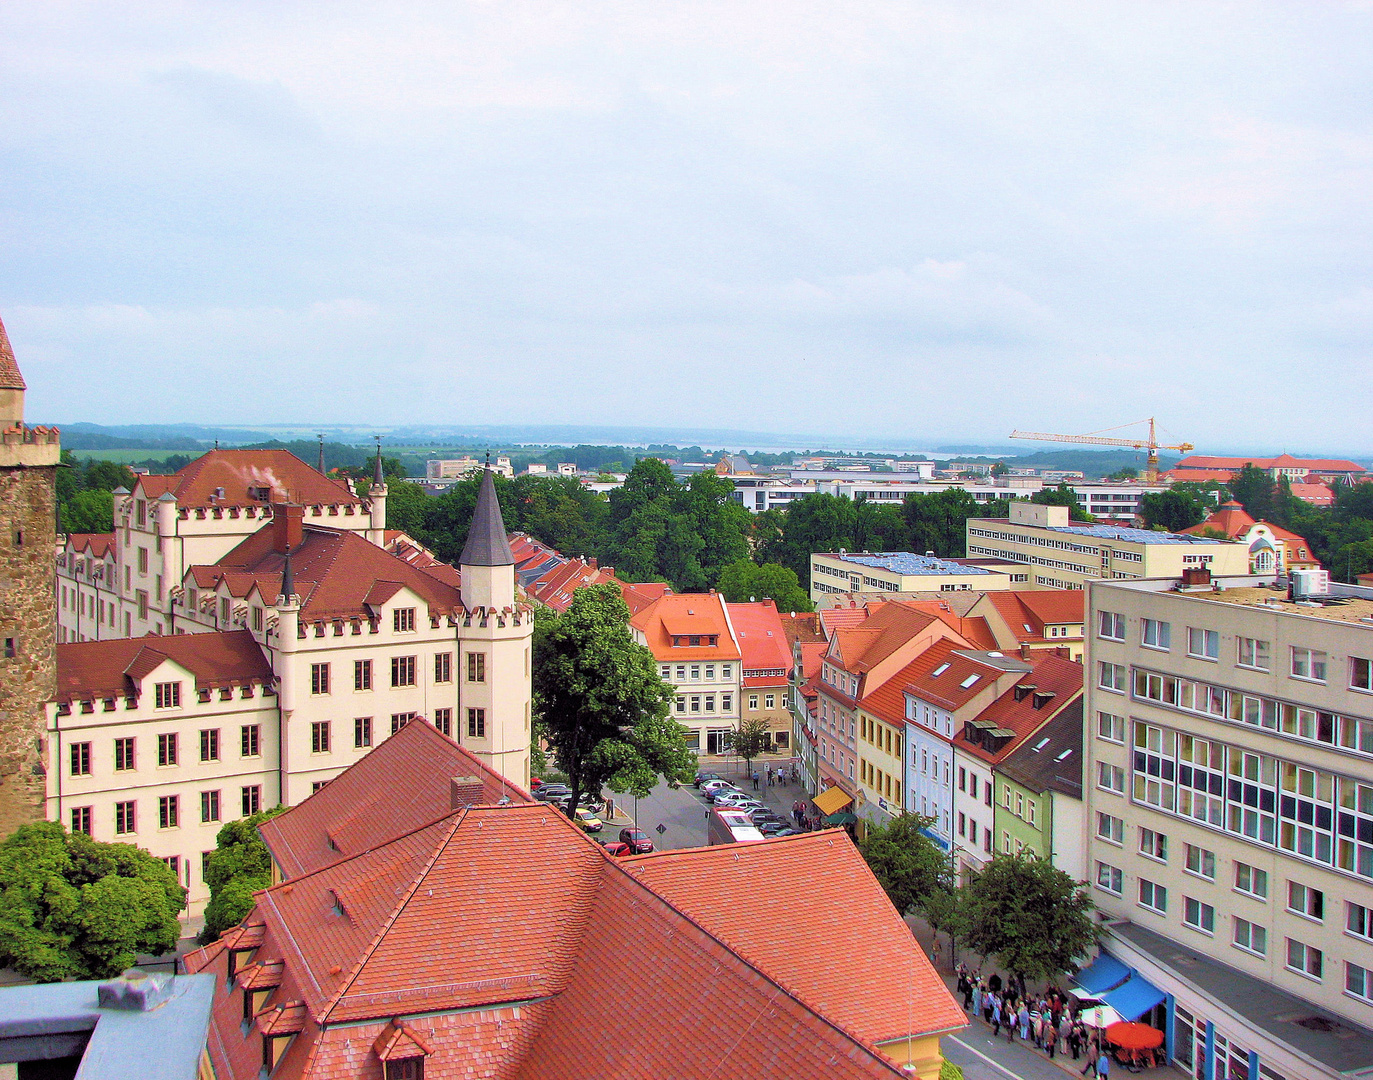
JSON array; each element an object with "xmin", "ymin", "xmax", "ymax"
[{"xmin": 2, "ymin": 2, "xmax": 1372, "ymax": 452}]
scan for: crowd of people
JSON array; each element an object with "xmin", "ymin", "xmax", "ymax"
[{"xmin": 955, "ymin": 965, "xmax": 1136, "ymax": 1075}]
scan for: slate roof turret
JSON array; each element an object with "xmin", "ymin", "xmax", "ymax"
[{"xmin": 459, "ymin": 470, "xmax": 515, "ymax": 567}]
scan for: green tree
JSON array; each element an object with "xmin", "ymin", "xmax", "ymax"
[
  {"xmin": 1139, "ymin": 489, "xmax": 1207, "ymax": 532},
  {"xmin": 199, "ymin": 806, "xmax": 288, "ymax": 943},
  {"xmin": 1230, "ymin": 464, "xmax": 1277, "ymax": 522},
  {"xmin": 856, "ymin": 813, "xmax": 952, "ymax": 917},
  {"xmin": 989, "ymin": 461, "xmax": 1009, "ymax": 477},
  {"xmin": 715, "ymin": 560, "xmax": 814, "ymax": 612},
  {"xmin": 60, "ymin": 489, "xmax": 115, "ymax": 534},
  {"xmin": 721, "ymin": 717, "xmax": 772, "ymax": 776},
  {"xmin": 1030, "ymin": 483, "xmax": 1094, "ymax": 522},
  {"xmin": 382, "ymin": 480, "xmax": 431, "ymax": 538},
  {"xmin": 960, "ymin": 853, "xmax": 1100, "ymax": 989},
  {"xmin": 903, "ymin": 488, "xmax": 983, "ymax": 557},
  {"xmin": 777, "ymin": 494, "xmax": 857, "ymax": 586},
  {"xmin": 533, "ymin": 584, "xmax": 692, "ymax": 819},
  {"xmin": 0, "ymin": 822, "xmax": 185, "ymax": 982}
]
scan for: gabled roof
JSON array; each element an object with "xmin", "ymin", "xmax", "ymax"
[
  {"xmin": 619, "ymin": 579, "xmax": 672, "ymax": 616},
  {"xmin": 1181, "ymin": 500, "xmax": 1256, "ymax": 540},
  {"xmin": 55, "ymin": 630, "xmax": 273, "ymax": 703},
  {"xmin": 64, "ymin": 533, "xmax": 116, "ymax": 558},
  {"xmin": 824, "ymin": 601, "xmax": 938, "ymax": 674},
  {"xmin": 133, "ymin": 450, "xmax": 361, "ymax": 509},
  {"xmin": 631, "ymin": 592, "xmax": 739, "ymax": 661},
  {"xmin": 727, "ymin": 600, "xmax": 793, "ymax": 673},
  {"xmin": 259, "ymin": 718, "xmax": 532, "ymax": 880},
  {"xmin": 997, "ymin": 697, "xmax": 1084, "ymax": 798},
  {"xmin": 0, "ymin": 314, "xmax": 26, "ymax": 391},
  {"xmin": 459, "ymin": 470, "xmax": 515, "ymax": 567},
  {"xmin": 866, "ymin": 640, "xmax": 1016, "ymax": 721},
  {"xmin": 529, "ymin": 558, "xmax": 618, "ymax": 612},
  {"xmin": 952, "ymin": 654, "xmax": 1084, "ymax": 765},
  {"xmin": 207, "ymin": 525, "xmax": 464, "ymax": 622}
]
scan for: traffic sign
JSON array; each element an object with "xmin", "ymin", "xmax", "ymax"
[{"xmin": 655, "ymin": 823, "xmax": 666, "ymax": 835}]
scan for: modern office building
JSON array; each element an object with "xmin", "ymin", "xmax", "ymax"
[
  {"xmin": 810, "ymin": 550, "xmax": 1022, "ymax": 601},
  {"xmin": 1084, "ymin": 570, "xmax": 1373, "ymax": 1080}
]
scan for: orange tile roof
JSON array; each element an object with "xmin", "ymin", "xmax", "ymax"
[
  {"xmin": 619, "ymin": 579, "xmax": 672, "ymax": 616},
  {"xmin": 0, "ymin": 314, "xmax": 27, "ymax": 390},
  {"xmin": 1290, "ymin": 482, "xmax": 1335, "ymax": 505},
  {"xmin": 728, "ymin": 600, "xmax": 793, "ymax": 673},
  {"xmin": 825, "ymin": 601, "xmax": 938, "ymax": 674},
  {"xmin": 260, "ymin": 717, "xmax": 531, "ymax": 880},
  {"xmin": 630, "ymin": 592, "xmax": 740, "ymax": 661},
  {"xmin": 206, "ymin": 524, "xmax": 467, "ymax": 622},
  {"xmin": 1174, "ymin": 454, "xmax": 1366, "ymax": 474},
  {"xmin": 952, "ymin": 654, "xmax": 1084, "ymax": 765},
  {"xmin": 55, "ymin": 629, "xmax": 273, "ymax": 703},
  {"xmin": 862, "ymin": 640, "xmax": 1008, "ymax": 721},
  {"xmin": 134, "ymin": 449, "xmax": 362, "ymax": 509}
]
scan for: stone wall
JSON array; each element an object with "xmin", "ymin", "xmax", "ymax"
[{"xmin": 0, "ymin": 461, "xmax": 57, "ymax": 836}]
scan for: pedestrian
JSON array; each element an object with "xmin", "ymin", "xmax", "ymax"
[
  {"xmin": 1068, "ymin": 1021, "xmax": 1082, "ymax": 1061},
  {"xmin": 765, "ymin": 766, "xmax": 772, "ymax": 786},
  {"xmin": 991, "ymin": 996, "xmax": 1002, "ymax": 1037},
  {"xmin": 982, "ymin": 986, "xmax": 993, "ymax": 1024},
  {"xmin": 1018, "ymin": 1002, "xmax": 1030, "ymax": 1043},
  {"xmin": 988, "ymin": 972, "xmax": 1002, "ymax": 993},
  {"xmin": 1045, "ymin": 1018, "xmax": 1057, "ymax": 1059},
  {"xmin": 1030, "ymin": 1005, "xmax": 1042, "ymax": 1048},
  {"xmin": 752, "ymin": 770, "xmax": 759, "ymax": 791},
  {"xmin": 962, "ymin": 975, "xmax": 973, "ymax": 1012},
  {"xmin": 971, "ymin": 982, "xmax": 982, "ymax": 1020}
]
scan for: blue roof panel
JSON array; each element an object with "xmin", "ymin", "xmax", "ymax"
[{"xmin": 836, "ymin": 552, "xmax": 992, "ymax": 576}]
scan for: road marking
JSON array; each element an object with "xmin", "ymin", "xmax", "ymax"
[{"xmin": 946, "ymin": 1035, "xmax": 1039, "ymax": 1080}]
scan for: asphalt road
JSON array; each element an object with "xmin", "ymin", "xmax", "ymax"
[{"xmin": 606, "ymin": 765, "xmax": 807, "ymax": 851}]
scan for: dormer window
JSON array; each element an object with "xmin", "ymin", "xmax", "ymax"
[
  {"xmin": 689, "ymin": 635, "xmax": 701, "ymax": 646},
  {"xmin": 959, "ymin": 674, "xmax": 980, "ymax": 689},
  {"xmin": 932, "ymin": 663, "xmax": 950, "ymax": 677},
  {"xmin": 251, "ymin": 486, "xmax": 271, "ymax": 501}
]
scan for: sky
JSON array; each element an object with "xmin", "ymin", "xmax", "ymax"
[{"xmin": 2, "ymin": 2, "xmax": 1372, "ymax": 453}]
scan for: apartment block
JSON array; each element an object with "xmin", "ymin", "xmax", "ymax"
[
  {"xmin": 1084, "ymin": 572, "xmax": 1373, "ymax": 1080},
  {"xmin": 810, "ymin": 551, "xmax": 1022, "ymax": 602},
  {"xmin": 967, "ymin": 502, "xmax": 1249, "ymax": 590}
]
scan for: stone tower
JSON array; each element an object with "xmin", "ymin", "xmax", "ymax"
[
  {"xmin": 0, "ymin": 316, "xmax": 60, "ymax": 836},
  {"xmin": 458, "ymin": 470, "xmax": 531, "ymax": 789}
]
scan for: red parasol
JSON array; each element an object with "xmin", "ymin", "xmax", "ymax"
[{"xmin": 1106, "ymin": 1021, "xmax": 1164, "ymax": 1050}]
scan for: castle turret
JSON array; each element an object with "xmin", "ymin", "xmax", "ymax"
[
  {"xmin": 458, "ymin": 470, "xmax": 515, "ymax": 610},
  {"xmin": 0, "ymin": 316, "xmax": 60, "ymax": 836},
  {"xmin": 366, "ymin": 442, "xmax": 387, "ymax": 547}
]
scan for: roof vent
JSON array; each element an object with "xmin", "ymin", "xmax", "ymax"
[{"xmin": 98, "ymin": 969, "xmax": 173, "ymax": 1012}]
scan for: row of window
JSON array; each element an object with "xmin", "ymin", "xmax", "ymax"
[
  {"xmin": 673, "ymin": 694, "xmax": 734, "ymax": 715},
  {"xmin": 72, "ymin": 785, "xmax": 264, "ymax": 836},
  {"xmin": 956, "ymin": 810, "xmax": 993, "ymax": 853},
  {"xmin": 860, "ymin": 759, "xmax": 901, "ymax": 803},
  {"xmin": 859, "ymin": 714, "xmax": 902, "ymax": 757},
  {"xmin": 311, "ymin": 653, "xmax": 470, "ymax": 695},
  {"xmin": 75, "ymin": 726, "xmax": 263, "ymax": 775},
  {"xmin": 659, "ymin": 662, "xmax": 734, "ymax": 682},
  {"xmin": 957, "ymin": 765, "xmax": 993, "ymax": 807}
]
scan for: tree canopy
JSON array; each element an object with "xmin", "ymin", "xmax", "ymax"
[
  {"xmin": 0, "ymin": 822, "xmax": 185, "ymax": 982},
  {"xmin": 1139, "ymin": 488, "xmax": 1207, "ymax": 532},
  {"xmin": 1030, "ymin": 483, "xmax": 1094, "ymax": 522},
  {"xmin": 200, "ymin": 806, "xmax": 288, "ymax": 943},
  {"xmin": 721, "ymin": 717, "xmax": 773, "ymax": 775},
  {"xmin": 532, "ymin": 584, "xmax": 693, "ymax": 817},
  {"xmin": 715, "ymin": 560, "xmax": 813, "ymax": 612},
  {"xmin": 856, "ymin": 813, "xmax": 952, "ymax": 918}
]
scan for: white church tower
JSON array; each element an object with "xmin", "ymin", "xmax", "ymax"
[{"xmin": 458, "ymin": 469, "xmax": 532, "ymax": 788}]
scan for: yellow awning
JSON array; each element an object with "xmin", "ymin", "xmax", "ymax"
[{"xmin": 812, "ymin": 785, "xmax": 854, "ymax": 816}]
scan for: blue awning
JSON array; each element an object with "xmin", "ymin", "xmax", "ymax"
[
  {"xmin": 1103, "ymin": 972, "xmax": 1167, "ymax": 1020},
  {"xmin": 1073, "ymin": 952, "xmax": 1131, "ymax": 995}
]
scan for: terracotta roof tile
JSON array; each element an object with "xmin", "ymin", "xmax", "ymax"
[
  {"xmin": 630, "ymin": 592, "xmax": 740, "ymax": 661},
  {"xmin": 728, "ymin": 600, "xmax": 793, "ymax": 672},
  {"xmin": 63, "ymin": 533, "xmax": 116, "ymax": 558},
  {"xmin": 951, "ymin": 654, "xmax": 1084, "ymax": 764},
  {"xmin": 135, "ymin": 449, "xmax": 362, "ymax": 509},
  {"xmin": 0, "ymin": 315, "xmax": 26, "ymax": 391},
  {"xmin": 55, "ymin": 629, "xmax": 273, "ymax": 703}
]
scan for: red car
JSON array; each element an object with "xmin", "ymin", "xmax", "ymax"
[
  {"xmin": 600, "ymin": 841, "xmax": 633, "ymax": 857},
  {"xmin": 619, "ymin": 828, "xmax": 654, "ymax": 854}
]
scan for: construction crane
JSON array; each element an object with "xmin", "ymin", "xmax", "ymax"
[{"xmin": 1008, "ymin": 418, "xmax": 1194, "ymax": 484}]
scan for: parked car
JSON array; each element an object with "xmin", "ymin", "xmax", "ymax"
[
  {"xmin": 700, "ymin": 780, "xmax": 736, "ymax": 797},
  {"xmin": 748, "ymin": 808, "xmax": 781, "ymax": 826},
  {"xmin": 574, "ymin": 808, "xmax": 603, "ymax": 833},
  {"xmin": 620, "ymin": 828, "xmax": 654, "ymax": 854},
  {"xmin": 760, "ymin": 823, "xmax": 798, "ymax": 837},
  {"xmin": 600, "ymin": 841, "xmax": 633, "ymax": 857},
  {"xmin": 693, "ymin": 771, "xmax": 722, "ymax": 788},
  {"xmin": 713, "ymin": 792, "xmax": 759, "ymax": 807},
  {"xmin": 534, "ymin": 784, "xmax": 570, "ymax": 802}
]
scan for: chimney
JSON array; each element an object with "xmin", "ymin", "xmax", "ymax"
[
  {"xmin": 273, "ymin": 504, "xmax": 304, "ymax": 554},
  {"xmin": 450, "ymin": 775, "xmax": 485, "ymax": 809},
  {"xmin": 587, "ymin": 557, "xmax": 597, "ymax": 569},
  {"xmin": 1055, "ymin": 646, "xmax": 1070, "ymax": 659},
  {"xmin": 1181, "ymin": 567, "xmax": 1212, "ymax": 588}
]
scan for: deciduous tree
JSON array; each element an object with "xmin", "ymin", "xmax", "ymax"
[
  {"xmin": 1140, "ymin": 489, "xmax": 1206, "ymax": 532},
  {"xmin": 715, "ymin": 560, "xmax": 813, "ymax": 612},
  {"xmin": 857, "ymin": 813, "xmax": 952, "ymax": 917},
  {"xmin": 200, "ymin": 806, "xmax": 288, "ymax": 943},
  {"xmin": 721, "ymin": 717, "xmax": 772, "ymax": 776}
]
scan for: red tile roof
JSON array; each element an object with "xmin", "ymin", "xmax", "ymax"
[
  {"xmin": 825, "ymin": 601, "xmax": 940, "ymax": 674},
  {"xmin": 619, "ymin": 580, "xmax": 672, "ymax": 616},
  {"xmin": 206, "ymin": 525, "xmax": 466, "ymax": 622},
  {"xmin": 0, "ymin": 314, "xmax": 27, "ymax": 391},
  {"xmin": 728, "ymin": 600, "xmax": 793, "ymax": 674},
  {"xmin": 1173, "ymin": 454, "xmax": 1366, "ymax": 474},
  {"xmin": 862, "ymin": 640, "xmax": 1011, "ymax": 721},
  {"xmin": 630, "ymin": 592, "xmax": 740, "ymax": 661},
  {"xmin": 951, "ymin": 654, "xmax": 1084, "ymax": 765},
  {"xmin": 135, "ymin": 449, "xmax": 362, "ymax": 509},
  {"xmin": 1290, "ymin": 482, "xmax": 1335, "ymax": 506},
  {"xmin": 780, "ymin": 609, "xmax": 826, "ymax": 649},
  {"xmin": 63, "ymin": 533, "xmax": 116, "ymax": 558},
  {"xmin": 259, "ymin": 717, "xmax": 531, "ymax": 880},
  {"xmin": 55, "ymin": 629, "xmax": 273, "ymax": 704}
]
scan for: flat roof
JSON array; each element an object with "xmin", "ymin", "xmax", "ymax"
[
  {"xmin": 1111, "ymin": 921, "xmax": 1373, "ymax": 1076},
  {"xmin": 1040, "ymin": 522, "xmax": 1233, "ymax": 545},
  {"xmin": 1098, "ymin": 578, "xmax": 1373, "ymax": 626},
  {"xmin": 820, "ymin": 552, "xmax": 992, "ymax": 576}
]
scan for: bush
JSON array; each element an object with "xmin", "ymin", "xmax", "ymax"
[{"xmin": 940, "ymin": 1060, "xmax": 964, "ymax": 1080}]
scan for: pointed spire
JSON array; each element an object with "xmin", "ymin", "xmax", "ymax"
[
  {"xmin": 372, "ymin": 435, "xmax": 385, "ymax": 488},
  {"xmin": 0, "ymin": 316, "xmax": 27, "ymax": 392},
  {"xmin": 459, "ymin": 470, "xmax": 514, "ymax": 567},
  {"xmin": 281, "ymin": 549, "xmax": 295, "ymax": 604}
]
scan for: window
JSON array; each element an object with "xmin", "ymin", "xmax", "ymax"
[
  {"xmin": 748, "ymin": 694, "xmax": 759, "ymax": 710},
  {"xmin": 1138, "ymin": 878, "xmax": 1167, "ymax": 914},
  {"xmin": 115, "ymin": 800, "xmax": 136, "ymax": 834},
  {"xmin": 691, "ymin": 696, "xmax": 701, "ymax": 713},
  {"xmin": 70, "ymin": 742, "xmax": 91, "ymax": 776},
  {"xmin": 1095, "ymin": 861, "xmax": 1123, "ymax": 895},
  {"xmin": 384, "ymin": 1058, "xmax": 425, "ymax": 1080},
  {"xmin": 114, "ymin": 737, "xmax": 135, "ymax": 772},
  {"xmin": 722, "ymin": 693, "xmax": 732, "ymax": 712},
  {"xmin": 1287, "ymin": 881, "xmax": 1324, "ymax": 922},
  {"xmin": 390, "ymin": 712, "xmax": 415, "ymax": 735},
  {"xmin": 1286, "ymin": 938, "xmax": 1322, "ymax": 979},
  {"xmin": 1184, "ymin": 844, "xmax": 1215, "ymax": 880},
  {"xmin": 1348, "ymin": 962, "xmax": 1373, "ymax": 1004},
  {"xmin": 434, "ymin": 652, "xmax": 452, "ymax": 683},
  {"xmin": 1353, "ymin": 656, "xmax": 1373, "ymax": 692},
  {"xmin": 722, "ymin": 664, "xmax": 732, "ymax": 679},
  {"xmin": 241, "ymin": 785, "xmax": 262, "ymax": 816},
  {"xmin": 2, "ymin": 637, "xmax": 14, "ymax": 659},
  {"xmin": 467, "ymin": 708, "xmax": 486, "ymax": 738},
  {"xmin": 354, "ymin": 717, "xmax": 373, "ymax": 748},
  {"xmin": 1349, "ymin": 901, "xmax": 1373, "ymax": 941},
  {"xmin": 765, "ymin": 694, "xmax": 775, "ymax": 709},
  {"xmin": 154, "ymin": 681, "xmax": 181, "ymax": 709},
  {"xmin": 157, "ymin": 732, "xmax": 178, "ymax": 767},
  {"xmin": 1142, "ymin": 619, "xmax": 1171, "ymax": 650},
  {"xmin": 201, "ymin": 790, "xmax": 221, "ymax": 823},
  {"xmin": 71, "ymin": 806, "xmax": 92, "ymax": 834},
  {"xmin": 252, "ymin": 606, "xmax": 263, "ymax": 632},
  {"xmin": 241, "ymin": 724, "xmax": 260, "ymax": 757},
  {"xmin": 199, "ymin": 728, "xmax": 220, "ymax": 762},
  {"xmin": 1234, "ymin": 862, "xmax": 1268, "ymax": 899},
  {"xmin": 1096, "ymin": 812, "xmax": 1124, "ymax": 844},
  {"xmin": 1098, "ymin": 611, "xmax": 1125, "ymax": 640},
  {"xmin": 1233, "ymin": 917, "xmax": 1267, "ymax": 956},
  {"xmin": 704, "ymin": 695, "xmax": 715, "ymax": 713},
  {"xmin": 1097, "ymin": 761, "xmax": 1125, "ymax": 793},
  {"xmin": 138, "ymin": 547, "xmax": 148, "ymax": 573},
  {"xmin": 1027, "ymin": 800, "xmax": 1036, "ymax": 826},
  {"xmin": 159, "ymin": 795, "xmax": 179, "ymax": 829},
  {"xmin": 393, "ymin": 607, "xmax": 416, "ymax": 632},
  {"xmin": 705, "ymin": 664, "xmax": 715, "ymax": 680},
  {"xmin": 1239, "ymin": 637, "xmax": 1271, "ymax": 671},
  {"xmin": 311, "ymin": 663, "xmax": 331, "ymax": 695},
  {"xmin": 1187, "ymin": 627, "xmax": 1220, "ymax": 660},
  {"xmin": 675, "ymin": 696, "xmax": 685, "ymax": 714},
  {"xmin": 355, "ymin": 659, "xmax": 372, "ymax": 691},
  {"xmin": 392, "ymin": 655, "xmax": 416, "ymax": 687},
  {"xmin": 1291, "ymin": 647, "xmax": 1327, "ymax": 682},
  {"xmin": 1098, "ymin": 662, "xmax": 1126, "ymax": 693},
  {"xmin": 1139, "ymin": 827, "xmax": 1167, "ymax": 862},
  {"xmin": 1184, "ymin": 896, "xmax": 1215, "ymax": 934},
  {"xmin": 311, "ymin": 721, "xmax": 331, "ymax": 754},
  {"xmin": 433, "ymin": 708, "xmax": 451, "ymax": 737},
  {"xmin": 1096, "ymin": 711, "xmax": 1125, "ymax": 743}
]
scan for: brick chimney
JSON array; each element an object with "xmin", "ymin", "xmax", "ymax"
[
  {"xmin": 450, "ymin": 775, "xmax": 485, "ymax": 809},
  {"xmin": 272, "ymin": 504, "xmax": 304, "ymax": 554}
]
